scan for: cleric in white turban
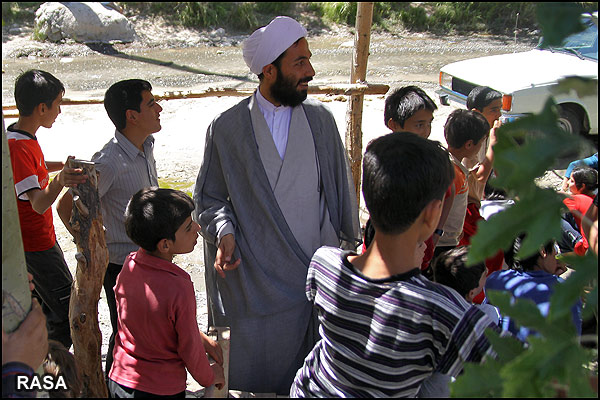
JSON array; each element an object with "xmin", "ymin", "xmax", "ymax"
[
  {"xmin": 242, "ymin": 16, "xmax": 308, "ymax": 75},
  {"xmin": 194, "ymin": 13, "xmax": 361, "ymax": 395}
]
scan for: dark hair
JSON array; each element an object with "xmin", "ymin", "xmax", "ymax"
[
  {"xmin": 362, "ymin": 132, "xmax": 454, "ymax": 234},
  {"xmin": 384, "ymin": 86, "xmax": 437, "ymax": 128},
  {"xmin": 466, "ymin": 86, "xmax": 503, "ymax": 111},
  {"xmin": 432, "ymin": 246, "xmax": 486, "ymax": 299},
  {"xmin": 571, "ymin": 166, "xmax": 598, "ymax": 192},
  {"xmin": 104, "ymin": 79, "xmax": 152, "ymax": 131},
  {"xmin": 506, "ymin": 234, "xmax": 557, "ymax": 272},
  {"xmin": 43, "ymin": 340, "xmax": 82, "ymax": 398},
  {"xmin": 484, "ymin": 180, "xmax": 508, "ymax": 201},
  {"xmin": 444, "ymin": 109, "xmax": 490, "ymax": 149},
  {"xmin": 14, "ymin": 69, "xmax": 65, "ymax": 116},
  {"xmin": 124, "ymin": 187, "xmax": 195, "ymax": 252}
]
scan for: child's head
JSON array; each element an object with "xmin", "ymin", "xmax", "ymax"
[
  {"xmin": 104, "ymin": 79, "xmax": 154, "ymax": 132},
  {"xmin": 508, "ymin": 235, "xmax": 561, "ymax": 275},
  {"xmin": 432, "ymin": 246, "xmax": 487, "ymax": 302},
  {"xmin": 14, "ymin": 69, "xmax": 65, "ymax": 126},
  {"xmin": 43, "ymin": 340, "xmax": 82, "ymax": 398},
  {"xmin": 384, "ymin": 86, "xmax": 437, "ymax": 138},
  {"xmin": 466, "ymin": 86, "xmax": 503, "ymax": 127},
  {"xmin": 125, "ymin": 187, "xmax": 199, "ymax": 255},
  {"xmin": 362, "ymin": 132, "xmax": 454, "ymax": 236},
  {"xmin": 569, "ymin": 166, "xmax": 598, "ymax": 195},
  {"xmin": 444, "ymin": 109, "xmax": 490, "ymax": 156}
]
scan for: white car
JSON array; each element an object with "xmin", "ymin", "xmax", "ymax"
[{"xmin": 437, "ymin": 13, "xmax": 598, "ymax": 139}]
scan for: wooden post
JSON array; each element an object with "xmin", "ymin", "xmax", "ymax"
[
  {"xmin": 2, "ymin": 113, "xmax": 38, "ymax": 353},
  {"xmin": 204, "ymin": 326, "xmax": 231, "ymax": 398},
  {"xmin": 345, "ymin": 2, "xmax": 374, "ymax": 203},
  {"xmin": 67, "ymin": 159, "xmax": 109, "ymax": 398}
]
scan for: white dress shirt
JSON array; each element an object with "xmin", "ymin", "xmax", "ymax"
[{"xmin": 255, "ymin": 88, "xmax": 292, "ymax": 160}]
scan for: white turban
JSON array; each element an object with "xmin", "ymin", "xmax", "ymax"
[{"xmin": 242, "ymin": 16, "xmax": 308, "ymax": 76}]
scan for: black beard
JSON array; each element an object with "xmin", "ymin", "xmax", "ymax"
[{"xmin": 270, "ymin": 67, "xmax": 312, "ymax": 107}]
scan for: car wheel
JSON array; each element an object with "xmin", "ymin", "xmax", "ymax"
[{"xmin": 557, "ymin": 106, "xmax": 582, "ymax": 135}]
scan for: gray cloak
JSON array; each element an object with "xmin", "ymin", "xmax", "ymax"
[{"xmin": 193, "ymin": 95, "xmax": 360, "ymax": 394}]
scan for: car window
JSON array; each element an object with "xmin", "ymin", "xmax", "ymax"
[{"xmin": 540, "ymin": 18, "xmax": 598, "ymax": 61}]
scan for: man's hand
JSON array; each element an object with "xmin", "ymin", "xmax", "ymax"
[
  {"xmin": 2, "ymin": 298, "xmax": 48, "ymax": 369},
  {"xmin": 201, "ymin": 332, "xmax": 223, "ymax": 365},
  {"xmin": 215, "ymin": 234, "xmax": 241, "ymax": 278},
  {"xmin": 489, "ymin": 119, "xmax": 501, "ymax": 147}
]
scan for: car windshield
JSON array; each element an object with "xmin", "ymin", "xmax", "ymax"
[{"xmin": 540, "ymin": 17, "xmax": 598, "ymax": 61}]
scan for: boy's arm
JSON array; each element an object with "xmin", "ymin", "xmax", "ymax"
[
  {"xmin": 475, "ymin": 120, "xmax": 501, "ymax": 184},
  {"xmin": 27, "ymin": 156, "xmax": 87, "ymax": 215},
  {"xmin": 57, "ymin": 190, "xmax": 75, "ymax": 237},
  {"xmin": 45, "ymin": 161, "xmax": 64, "ymax": 173}
]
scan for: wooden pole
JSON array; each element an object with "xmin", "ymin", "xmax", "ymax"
[
  {"xmin": 67, "ymin": 159, "xmax": 109, "ymax": 398},
  {"xmin": 204, "ymin": 326, "xmax": 231, "ymax": 398},
  {"xmin": 345, "ymin": 2, "xmax": 374, "ymax": 203}
]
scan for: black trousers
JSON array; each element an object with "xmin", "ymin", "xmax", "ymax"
[
  {"xmin": 104, "ymin": 262, "xmax": 123, "ymax": 380},
  {"xmin": 25, "ymin": 242, "xmax": 73, "ymax": 349},
  {"xmin": 108, "ymin": 379, "xmax": 185, "ymax": 398}
]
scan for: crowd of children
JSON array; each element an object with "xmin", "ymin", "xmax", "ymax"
[{"xmin": 3, "ymin": 61, "xmax": 595, "ymax": 398}]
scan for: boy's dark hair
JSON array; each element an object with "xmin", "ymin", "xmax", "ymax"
[
  {"xmin": 506, "ymin": 234, "xmax": 557, "ymax": 272},
  {"xmin": 124, "ymin": 187, "xmax": 195, "ymax": 252},
  {"xmin": 362, "ymin": 132, "xmax": 454, "ymax": 235},
  {"xmin": 384, "ymin": 86, "xmax": 437, "ymax": 128},
  {"xmin": 571, "ymin": 166, "xmax": 598, "ymax": 192},
  {"xmin": 14, "ymin": 69, "xmax": 65, "ymax": 116},
  {"xmin": 104, "ymin": 79, "xmax": 153, "ymax": 131},
  {"xmin": 444, "ymin": 109, "xmax": 490, "ymax": 149},
  {"xmin": 466, "ymin": 86, "xmax": 503, "ymax": 111},
  {"xmin": 432, "ymin": 246, "xmax": 486, "ymax": 299},
  {"xmin": 43, "ymin": 340, "xmax": 82, "ymax": 398}
]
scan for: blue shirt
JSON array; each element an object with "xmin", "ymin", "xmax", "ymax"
[
  {"xmin": 484, "ymin": 269, "xmax": 582, "ymax": 342},
  {"xmin": 92, "ymin": 130, "xmax": 158, "ymax": 265}
]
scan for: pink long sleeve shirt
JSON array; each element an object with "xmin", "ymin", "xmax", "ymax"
[{"xmin": 109, "ymin": 249, "xmax": 214, "ymax": 395}]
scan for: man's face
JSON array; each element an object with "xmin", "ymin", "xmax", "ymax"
[
  {"xmin": 539, "ymin": 244, "xmax": 560, "ymax": 275},
  {"xmin": 270, "ymin": 38, "xmax": 315, "ymax": 107},
  {"xmin": 479, "ymin": 99, "xmax": 502, "ymax": 128},
  {"xmin": 132, "ymin": 90, "xmax": 163, "ymax": 134},
  {"xmin": 41, "ymin": 92, "xmax": 63, "ymax": 128},
  {"xmin": 402, "ymin": 108, "xmax": 434, "ymax": 138}
]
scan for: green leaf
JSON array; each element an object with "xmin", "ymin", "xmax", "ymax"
[
  {"xmin": 549, "ymin": 252, "xmax": 597, "ymax": 322},
  {"xmin": 551, "ymin": 76, "xmax": 600, "ymax": 98},
  {"xmin": 536, "ymin": 3, "xmax": 587, "ymax": 48},
  {"xmin": 451, "ymin": 358, "xmax": 504, "ymax": 398},
  {"xmin": 582, "ymin": 286, "xmax": 597, "ymax": 320},
  {"xmin": 484, "ymin": 328, "xmax": 526, "ymax": 364},
  {"xmin": 468, "ymin": 189, "xmax": 563, "ymax": 264},
  {"xmin": 492, "ymin": 99, "xmax": 584, "ymax": 193}
]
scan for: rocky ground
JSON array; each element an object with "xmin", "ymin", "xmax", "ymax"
[{"xmin": 3, "ymin": 12, "xmax": 569, "ymax": 398}]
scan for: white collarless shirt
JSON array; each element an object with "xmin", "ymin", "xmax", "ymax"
[{"xmin": 255, "ymin": 88, "xmax": 292, "ymax": 160}]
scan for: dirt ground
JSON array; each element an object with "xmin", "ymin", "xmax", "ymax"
[{"xmin": 2, "ymin": 14, "xmax": 569, "ymax": 397}]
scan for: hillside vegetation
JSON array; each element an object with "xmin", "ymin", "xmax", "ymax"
[{"xmin": 2, "ymin": 2, "xmax": 571, "ymax": 36}]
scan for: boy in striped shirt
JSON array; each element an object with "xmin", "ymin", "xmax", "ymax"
[{"xmin": 290, "ymin": 132, "xmax": 496, "ymax": 397}]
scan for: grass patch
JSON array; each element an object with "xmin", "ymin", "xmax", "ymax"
[
  {"xmin": 2, "ymin": 2, "xmax": 42, "ymax": 26},
  {"xmin": 159, "ymin": 178, "xmax": 194, "ymax": 198}
]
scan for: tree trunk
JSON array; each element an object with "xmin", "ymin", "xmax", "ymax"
[
  {"xmin": 67, "ymin": 159, "xmax": 109, "ymax": 398},
  {"xmin": 1, "ymin": 114, "xmax": 33, "ymax": 339},
  {"xmin": 345, "ymin": 2, "xmax": 374, "ymax": 203}
]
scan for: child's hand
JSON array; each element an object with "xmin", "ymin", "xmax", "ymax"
[
  {"xmin": 211, "ymin": 362, "xmax": 226, "ymax": 390},
  {"xmin": 58, "ymin": 156, "xmax": 88, "ymax": 188},
  {"xmin": 202, "ymin": 333, "xmax": 223, "ymax": 365}
]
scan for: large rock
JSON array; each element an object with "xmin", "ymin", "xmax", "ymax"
[{"xmin": 34, "ymin": 2, "xmax": 135, "ymax": 43}]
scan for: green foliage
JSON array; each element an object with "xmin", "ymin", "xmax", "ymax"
[
  {"xmin": 158, "ymin": 178, "xmax": 193, "ymax": 198},
  {"xmin": 2, "ymin": 2, "xmax": 42, "ymax": 26},
  {"xmin": 456, "ymin": 3, "xmax": 598, "ymax": 397}
]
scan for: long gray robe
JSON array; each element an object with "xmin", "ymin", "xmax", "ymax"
[{"xmin": 193, "ymin": 94, "xmax": 360, "ymax": 394}]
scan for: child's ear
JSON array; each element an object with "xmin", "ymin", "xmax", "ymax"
[
  {"xmin": 156, "ymin": 238, "xmax": 170, "ymax": 254},
  {"xmin": 464, "ymin": 139, "xmax": 475, "ymax": 150},
  {"xmin": 422, "ymin": 199, "xmax": 443, "ymax": 231}
]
